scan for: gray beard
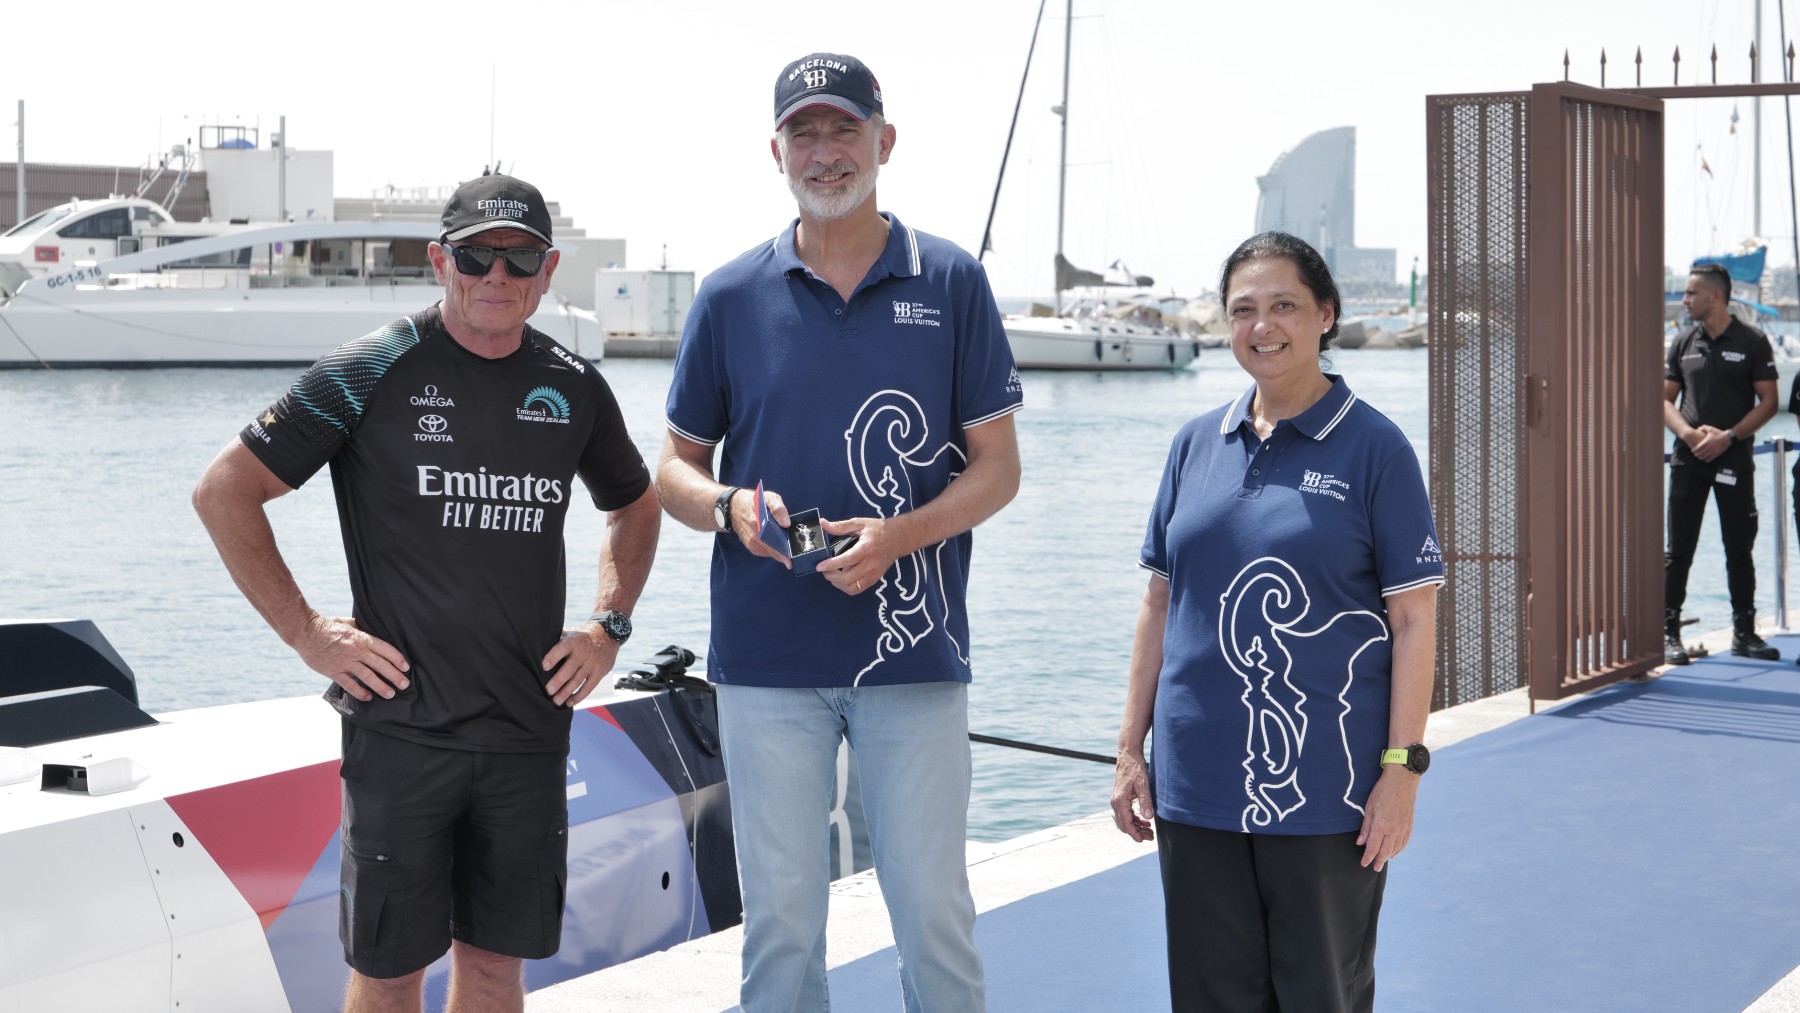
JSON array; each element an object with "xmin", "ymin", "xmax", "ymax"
[{"xmin": 788, "ymin": 163, "xmax": 878, "ymax": 221}]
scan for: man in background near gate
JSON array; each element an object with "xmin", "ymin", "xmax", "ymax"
[
  {"xmin": 1664, "ymin": 261, "xmax": 1780, "ymax": 665},
  {"xmin": 193, "ymin": 172, "xmax": 660, "ymax": 1012},
  {"xmin": 656, "ymin": 52, "xmax": 1022, "ymax": 1012}
]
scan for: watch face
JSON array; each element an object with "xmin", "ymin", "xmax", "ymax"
[
  {"xmin": 715, "ymin": 487, "xmax": 739, "ymax": 532},
  {"xmin": 1408, "ymin": 744, "xmax": 1431, "ymax": 775},
  {"xmin": 594, "ymin": 611, "xmax": 632, "ymax": 643}
]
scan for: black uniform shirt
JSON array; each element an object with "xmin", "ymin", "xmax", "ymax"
[
  {"xmin": 239, "ymin": 305, "xmax": 649, "ymax": 751},
  {"xmin": 1665, "ymin": 317, "xmax": 1778, "ymax": 466}
]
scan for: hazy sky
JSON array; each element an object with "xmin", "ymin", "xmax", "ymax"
[{"xmin": 4, "ymin": 0, "xmax": 1793, "ymax": 298}]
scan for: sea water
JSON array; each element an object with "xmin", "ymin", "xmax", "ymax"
[{"xmin": 0, "ymin": 348, "xmax": 1790, "ymax": 842}]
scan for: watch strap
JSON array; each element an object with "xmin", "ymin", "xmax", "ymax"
[
  {"xmin": 714, "ymin": 485, "xmax": 742, "ymax": 533},
  {"xmin": 1382, "ymin": 743, "xmax": 1429, "ymax": 775}
]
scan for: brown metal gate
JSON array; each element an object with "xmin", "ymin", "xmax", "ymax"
[
  {"xmin": 1523, "ymin": 83, "xmax": 1665, "ymax": 699},
  {"xmin": 1427, "ymin": 83, "xmax": 1664, "ymax": 708}
]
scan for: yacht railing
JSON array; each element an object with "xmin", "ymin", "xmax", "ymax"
[{"xmin": 1766, "ymin": 439, "xmax": 1792, "ymax": 631}]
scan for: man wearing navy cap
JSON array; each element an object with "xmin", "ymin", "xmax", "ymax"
[
  {"xmin": 195, "ymin": 172, "xmax": 660, "ymax": 1011},
  {"xmin": 659, "ymin": 53, "xmax": 1022, "ymax": 1011}
]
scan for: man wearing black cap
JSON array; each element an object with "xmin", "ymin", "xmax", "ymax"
[
  {"xmin": 193, "ymin": 172, "xmax": 660, "ymax": 1011},
  {"xmin": 659, "ymin": 53, "xmax": 1021, "ymax": 1011}
]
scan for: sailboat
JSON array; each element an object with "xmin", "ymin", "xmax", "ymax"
[{"xmin": 978, "ymin": 0, "xmax": 1202, "ymax": 371}]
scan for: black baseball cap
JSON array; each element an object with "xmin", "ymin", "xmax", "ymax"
[
  {"xmin": 774, "ymin": 53, "xmax": 883, "ymax": 128},
  {"xmin": 439, "ymin": 173, "xmax": 553, "ymax": 245}
]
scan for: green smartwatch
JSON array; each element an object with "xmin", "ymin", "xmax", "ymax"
[{"xmin": 1381, "ymin": 743, "xmax": 1430, "ymax": 775}]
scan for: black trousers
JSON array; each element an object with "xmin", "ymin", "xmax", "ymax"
[
  {"xmin": 1791, "ymin": 457, "xmax": 1800, "ymax": 579},
  {"xmin": 1156, "ymin": 819, "xmax": 1385, "ymax": 1013},
  {"xmin": 1665, "ymin": 458, "xmax": 1759, "ymax": 625}
]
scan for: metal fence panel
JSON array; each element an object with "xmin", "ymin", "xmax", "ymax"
[{"xmin": 1427, "ymin": 91, "xmax": 1530, "ymax": 709}]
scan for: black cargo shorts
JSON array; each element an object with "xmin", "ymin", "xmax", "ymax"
[{"xmin": 338, "ymin": 721, "xmax": 569, "ymax": 979}]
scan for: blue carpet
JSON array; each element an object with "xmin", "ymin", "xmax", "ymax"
[
  {"xmin": 731, "ymin": 647, "xmax": 1800, "ymax": 1011},
  {"xmin": 1381, "ymin": 649, "xmax": 1800, "ymax": 1013}
]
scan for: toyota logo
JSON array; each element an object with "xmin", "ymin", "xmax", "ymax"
[{"xmin": 419, "ymin": 415, "xmax": 448, "ymax": 433}]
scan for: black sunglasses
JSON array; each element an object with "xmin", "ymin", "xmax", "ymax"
[{"xmin": 444, "ymin": 243, "xmax": 550, "ymax": 279}]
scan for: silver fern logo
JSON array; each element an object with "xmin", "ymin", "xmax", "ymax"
[{"xmin": 516, "ymin": 386, "xmax": 572, "ymax": 425}]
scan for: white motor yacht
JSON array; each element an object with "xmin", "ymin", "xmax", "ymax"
[{"xmin": 0, "ymin": 197, "xmax": 604, "ymax": 368}]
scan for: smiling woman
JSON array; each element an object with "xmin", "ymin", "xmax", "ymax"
[
  {"xmin": 1111, "ymin": 231, "xmax": 1443, "ymax": 1011},
  {"xmin": 1222, "ymin": 231, "xmax": 1343, "ymax": 435}
]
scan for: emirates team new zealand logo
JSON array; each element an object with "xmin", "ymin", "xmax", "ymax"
[{"xmin": 516, "ymin": 386, "xmax": 572, "ymax": 425}]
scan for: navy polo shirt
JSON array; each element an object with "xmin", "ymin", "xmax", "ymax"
[
  {"xmin": 667, "ymin": 213, "xmax": 1023, "ymax": 688},
  {"xmin": 1139, "ymin": 375, "xmax": 1444, "ymax": 835}
]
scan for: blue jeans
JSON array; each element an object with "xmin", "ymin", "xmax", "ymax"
[{"xmin": 717, "ymin": 681, "xmax": 985, "ymax": 1013}]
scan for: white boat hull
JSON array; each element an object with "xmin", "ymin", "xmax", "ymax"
[
  {"xmin": 0, "ymin": 620, "xmax": 878, "ymax": 1011},
  {"xmin": 0, "ymin": 215, "xmax": 606, "ymax": 368},
  {"xmin": 0, "ymin": 286, "xmax": 603, "ymax": 368},
  {"xmin": 1004, "ymin": 316, "xmax": 1200, "ymax": 371}
]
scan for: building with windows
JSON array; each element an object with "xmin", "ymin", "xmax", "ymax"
[{"xmin": 1255, "ymin": 126, "xmax": 1396, "ymax": 289}]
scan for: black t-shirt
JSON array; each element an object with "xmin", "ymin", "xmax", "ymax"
[
  {"xmin": 1665, "ymin": 317, "xmax": 1778, "ymax": 466},
  {"xmin": 239, "ymin": 305, "xmax": 649, "ymax": 751}
]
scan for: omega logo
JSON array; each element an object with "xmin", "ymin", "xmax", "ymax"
[{"xmin": 411, "ymin": 384, "xmax": 457, "ymax": 408}]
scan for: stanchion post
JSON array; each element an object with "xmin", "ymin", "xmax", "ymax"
[{"xmin": 1775, "ymin": 438, "xmax": 1791, "ymax": 632}]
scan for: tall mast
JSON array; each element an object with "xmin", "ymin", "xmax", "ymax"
[
  {"xmin": 1054, "ymin": 0, "xmax": 1072, "ymax": 315},
  {"xmin": 15, "ymin": 101, "xmax": 23, "ymax": 228},
  {"xmin": 977, "ymin": 0, "xmax": 1050, "ymax": 266},
  {"xmin": 1755, "ymin": 0, "xmax": 1763, "ymax": 239}
]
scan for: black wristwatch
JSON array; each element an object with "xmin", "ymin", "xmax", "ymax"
[
  {"xmin": 589, "ymin": 610, "xmax": 632, "ymax": 645},
  {"xmin": 713, "ymin": 486, "xmax": 742, "ymax": 534},
  {"xmin": 1380, "ymin": 743, "xmax": 1430, "ymax": 776}
]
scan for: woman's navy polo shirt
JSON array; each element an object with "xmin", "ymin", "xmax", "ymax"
[
  {"xmin": 1139, "ymin": 375, "xmax": 1444, "ymax": 835},
  {"xmin": 666, "ymin": 213, "xmax": 1023, "ymax": 688}
]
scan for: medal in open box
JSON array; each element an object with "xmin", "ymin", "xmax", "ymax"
[{"xmin": 754, "ymin": 482, "xmax": 858, "ymax": 575}]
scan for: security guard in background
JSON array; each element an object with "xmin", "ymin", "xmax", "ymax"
[{"xmin": 1663, "ymin": 262, "xmax": 1780, "ymax": 665}]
